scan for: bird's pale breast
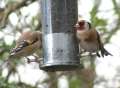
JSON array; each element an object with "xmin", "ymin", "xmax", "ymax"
[{"xmin": 77, "ymin": 29, "xmax": 99, "ymax": 52}]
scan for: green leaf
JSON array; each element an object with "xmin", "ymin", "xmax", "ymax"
[{"xmin": 69, "ymin": 76, "xmax": 82, "ymax": 88}]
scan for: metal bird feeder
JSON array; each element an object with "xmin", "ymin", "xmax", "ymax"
[{"xmin": 40, "ymin": 0, "xmax": 81, "ymax": 71}]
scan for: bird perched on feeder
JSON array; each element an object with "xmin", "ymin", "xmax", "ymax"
[
  {"xmin": 9, "ymin": 31, "xmax": 42, "ymax": 63},
  {"xmin": 74, "ymin": 20, "xmax": 112, "ymax": 57}
]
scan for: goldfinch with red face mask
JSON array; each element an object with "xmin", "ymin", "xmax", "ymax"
[
  {"xmin": 9, "ymin": 31, "xmax": 42, "ymax": 62},
  {"xmin": 74, "ymin": 20, "xmax": 112, "ymax": 57}
]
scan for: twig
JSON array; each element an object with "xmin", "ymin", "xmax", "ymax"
[{"xmin": 0, "ymin": 0, "xmax": 37, "ymax": 28}]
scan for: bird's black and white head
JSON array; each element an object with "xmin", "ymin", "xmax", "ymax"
[{"xmin": 74, "ymin": 20, "xmax": 91, "ymax": 31}]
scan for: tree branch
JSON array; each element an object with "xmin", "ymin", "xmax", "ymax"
[{"xmin": 0, "ymin": 0, "xmax": 37, "ymax": 28}]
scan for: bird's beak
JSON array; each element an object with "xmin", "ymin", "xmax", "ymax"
[{"xmin": 74, "ymin": 23, "xmax": 80, "ymax": 28}]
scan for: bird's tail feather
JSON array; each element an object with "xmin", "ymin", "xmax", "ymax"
[{"xmin": 101, "ymin": 47, "xmax": 112, "ymax": 57}]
